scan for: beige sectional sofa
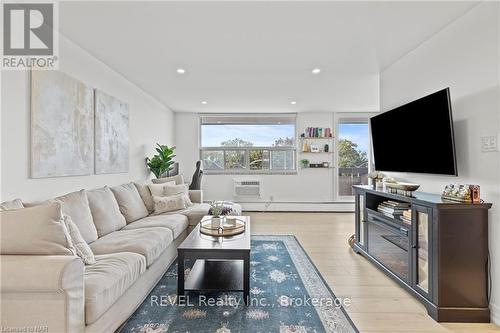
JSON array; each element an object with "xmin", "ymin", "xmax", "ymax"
[{"xmin": 0, "ymin": 179, "xmax": 241, "ymax": 333}]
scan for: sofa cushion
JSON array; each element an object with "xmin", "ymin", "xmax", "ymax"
[
  {"xmin": 161, "ymin": 203, "xmax": 211, "ymax": 226},
  {"xmin": 87, "ymin": 187, "xmax": 126, "ymax": 237},
  {"xmin": 89, "ymin": 227, "xmax": 173, "ymax": 266},
  {"xmin": 55, "ymin": 190, "xmax": 98, "ymax": 243},
  {"xmin": 122, "ymin": 214, "xmax": 188, "ymax": 239},
  {"xmin": 163, "ymin": 184, "xmax": 193, "ymax": 207},
  {"xmin": 110, "ymin": 183, "xmax": 149, "ymax": 223},
  {"xmin": 151, "ymin": 174, "xmax": 184, "ymax": 185},
  {"xmin": 134, "ymin": 181, "xmax": 155, "ymax": 213},
  {"xmin": 0, "ymin": 203, "xmax": 75, "ymax": 255},
  {"xmin": 148, "ymin": 182, "xmax": 175, "ymax": 197},
  {"xmin": 63, "ymin": 215, "xmax": 96, "ymax": 265},
  {"xmin": 84, "ymin": 252, "xmax": 146, "ymax": 324},
  {"xmin": 0, "ymin": 199, "xmax": 24, "ymax": 211},
  {"xmin": 152, "ymin": 194, "xmax": 187, "ymax": 215}
]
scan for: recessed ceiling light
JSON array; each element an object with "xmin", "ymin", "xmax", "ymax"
[
  {"xmin": 290, "ymin": 101, "xmax": 297, "ymax": 105},
  {"xmin": 201, "ymin": 101, "xmax": 208, "ymax": 105},
  {"xmin": 176, "ymin": 68, "xmax": 186, "ymax": 74},
  {"xmin": 311, "ymin": 68, "xmax": 321, "ymax": 74}
]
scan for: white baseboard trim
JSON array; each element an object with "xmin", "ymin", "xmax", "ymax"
[
  {"xmin": 491, "ymin": 302, "xmax": 500, "ymax": 325},
  {"xmin": 237, "ymin": 202, "xmax": 355, "ymax": 212}
]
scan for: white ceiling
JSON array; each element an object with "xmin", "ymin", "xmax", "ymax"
[{"xmin": 60, "ymin": 1, "xmax": 478, "ymax": 113}]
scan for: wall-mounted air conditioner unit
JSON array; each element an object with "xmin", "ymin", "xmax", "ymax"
[{"xmin": 234, "ymin": 179, "xmax": 261, "ymax": 198}]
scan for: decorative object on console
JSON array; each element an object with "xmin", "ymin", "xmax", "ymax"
[
  {"xmin": 95, "ymin": 89, "xmax": 129, "ymax": 174},
  {"xmin": 442, "ymin": 184, "xmax": 481, "ymax": 203},
  {"xmin": 189, "ymin": 161, "xmax": 203, "ymax": 190},
  {"xmin": 385, "ymin": 182, "xmax": 421, "ymax": 196},
  {"xmin": 31, "ymin": 70, "xmax": 94, "ymax": 178},
  {"xmin": 324, "ymin": 144, "xmax": 329, "ymax": 152},
  {"xmin": 146, "ymin": 144, "xmax": 176, "ymax": 178},
  {"xmin": 368, "ymin": 171, "xmax": 385, "ymax": 188}
]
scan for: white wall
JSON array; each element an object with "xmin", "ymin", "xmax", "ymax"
[
  {"xmin": 380, "ymin": 2, "xmax": 500, "ymax": 323},
  {"xmin": 1, "ymin": 33, "xmax": 174, "ymax": 202},
  {"xmin": 175, "ymin": 110, "xmax": 376, "ymax": 211}
]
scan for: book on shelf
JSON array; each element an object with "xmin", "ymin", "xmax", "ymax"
[
  {"xmin": 303, "ymin": 127, "xmax": 333, "ymax": 138},
  {"xmin": 400, "ymin": 216, "xmax": 412, "ymax": 225},
  {"xmin": 377, "ymin": 201, "xmax": 411, "ymax": 218}
]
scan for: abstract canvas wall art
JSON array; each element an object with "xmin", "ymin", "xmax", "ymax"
[
  {"xmin": 31, "ymin": 70, "xmax": 94, "ymax": 178},
  {"xmin": 94, "ymin": 90, "xmax": 129, "ymax": 174}
]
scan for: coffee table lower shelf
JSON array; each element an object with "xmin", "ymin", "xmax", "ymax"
[{"xmin": 185, "ymin": 259, "xmax": 243, "ymax": 292}]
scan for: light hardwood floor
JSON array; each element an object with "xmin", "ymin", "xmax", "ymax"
[{"xmin": 247, "ymin": 212, "xmax": 499, "ymax": 333}]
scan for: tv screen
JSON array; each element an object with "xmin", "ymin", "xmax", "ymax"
[{"xmin": 370, "ymin": 88, "xmax": 457, "ymax": 175}]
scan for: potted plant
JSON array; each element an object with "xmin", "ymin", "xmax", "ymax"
[
  {"xmin": 209, "ymin": 201, "xmax": 224, "ymax": 228},
  {"xmin": 146, "ymin": 144, "xmax": 176, "ymax": 179},
  {"xmin": 300, "ymin": 159, "xmax": 310, "ymax": 168}
]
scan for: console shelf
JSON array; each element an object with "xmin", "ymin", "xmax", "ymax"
[{"xmin": 353, "ymin": 185, "xmax": 492, "ymax": 323}]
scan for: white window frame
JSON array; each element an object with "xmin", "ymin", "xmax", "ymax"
[
  {"xmin": 199, "ymin": 114, "xmax": 298, "ymax": 175},
  {"xmin": 334, "ymin": 112, "xmax": 376, "ymax": 202}
]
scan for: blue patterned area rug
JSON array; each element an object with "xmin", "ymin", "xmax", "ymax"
[{"xmin": 118, "ymin": 235, "xmax": 358, "ymax": 333}]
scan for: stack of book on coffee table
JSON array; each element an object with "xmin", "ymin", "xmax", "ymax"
[{"xmin": 377, "ymin": 200, "xmax": 411, "ymax": 219}]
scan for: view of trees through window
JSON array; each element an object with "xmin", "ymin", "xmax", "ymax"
[
  {"xmin": 201, "ymin": 124, "xmax": 295, "ymax": 172},
  {"xmin": 338, "ymin": 122, "xmax": 369, "ymax": 196}
]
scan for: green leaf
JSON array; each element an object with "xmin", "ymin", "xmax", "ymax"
[{"xmin": 146, "ymin": 144, "xmax": 176, "ymax": 178}]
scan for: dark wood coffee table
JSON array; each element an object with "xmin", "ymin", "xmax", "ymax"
[{"xmin": 177, "ymin": 216, "xmax": 251, "ymax": 305}]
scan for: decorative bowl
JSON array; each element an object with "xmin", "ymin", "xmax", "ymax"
[{"xmin": 385, "ymin": 182, "xmax": 420, "ymax": 191}]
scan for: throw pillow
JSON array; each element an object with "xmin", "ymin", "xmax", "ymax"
[
  {"xmin": 0, "ymin": 198, "xmax": 24, "ymax": 211},
  {"xmin": 152, "ymin": 194, "xmax": 187, "ymax": 214},
  {"xmin": 148, "ymin": 182, "xmax": 175, "ymax": 197},
  {"xmin": 163, "ymin": 184, "xmax": 193, "ymax": 207},
  {"xmin": 63, "ymin": 215, "xmax": 96, "ymax": 265},
  {"xmin": 151, "ymin": 174, "xmax": 184, "ymax": 185},
  {"xmin": 111, "ymin": 183, "xmax": 149, "ymax": 223},
  {"xmin": 0, "ymin": 202, "xmax": 75, "ymax": 255},
  {"xmin": 87, "ymin": 186, "xmax": 126, "ymax": 237},
  {"xmin": 55, "ymin": 190, "xmax": 98, "ymax": 243},
  {"xmin": 134, "ymin": 181, "xmax": 155, "ymax": 213}
]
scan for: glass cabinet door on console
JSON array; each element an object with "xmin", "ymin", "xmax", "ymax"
[
  {"xmin": 367, "ymin": 213, "xmax": 410, "ymax": 283},
  {"xmin": 355, "ymin": 193, "xmax": 366, "ymax": 249},
  {"xmin": 412, "ymin": 205, "xmax": 433, "ymax": 299}
]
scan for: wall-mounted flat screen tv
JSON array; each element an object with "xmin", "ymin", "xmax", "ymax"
[{"xmin": 370, "ymin": 88, "xmax": 457, "ymax": 175}]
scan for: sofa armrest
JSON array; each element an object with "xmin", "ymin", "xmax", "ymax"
[
  {"xmin": 189, "ymin": 190, "xmax": 203, "ymax": 204},
  {"xmin": 1, "ymin": 255, "xmax": 85, "ymax": 333}
]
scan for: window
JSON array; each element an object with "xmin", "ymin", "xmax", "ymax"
[
  {"xmin": 200, "ymin": 114, "xmax": 296, "ymax": 174},
  {"xmin": 337, "ymin": 119, "xmax": 370, "ymax": 197}
]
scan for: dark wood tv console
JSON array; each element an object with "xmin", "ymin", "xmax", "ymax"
[{"xmin": 353, "ymin": 185, "xmax": 492, "ymax": 322}]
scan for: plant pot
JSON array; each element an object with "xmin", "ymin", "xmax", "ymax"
[{"xmin": 211, "ymin": 217, "xmax": 222, "ymax": 228}]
